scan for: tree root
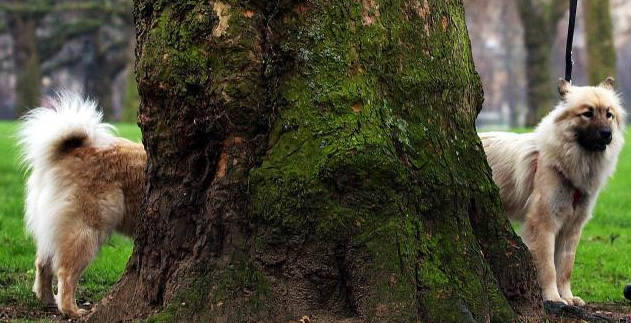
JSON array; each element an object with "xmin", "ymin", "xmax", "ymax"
[{"xmin": 544, "ymin": 301, "xmax": 612, "ymax": 323}]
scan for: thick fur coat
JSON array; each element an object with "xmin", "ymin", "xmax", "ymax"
[
  {"xmin": 479, "ymin": 78, "xmax": 625, "ymax": 306},
  {"xmin": 18, "ymin": 92, "xmax": 145, "ymax": 318}
]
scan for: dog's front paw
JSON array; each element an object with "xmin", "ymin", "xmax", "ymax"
[
  {"xmin": 563, "ymin": 296, "xmax": 585, "ymax": 307},
  {"xmin": 32, "ymin": 284, "xmax": 43, "ymax": 300},
  {"xmin": 543, "ymin": 289, "xmax": 568, "ymax": 305},
  {"xmin": 544, "ymin": 296, "xmax": 568, "ymax": 305}
]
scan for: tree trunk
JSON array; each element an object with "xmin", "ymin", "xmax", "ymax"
[
  {"xmin": 583, "ymin": 0, "xmax": 616, "ymax": 84},
  {"xmin": 9, "ymin": 14, "xmax": 41, "ymax": 116},
  {"xmin": 90, "ymin": 1, "xmax": 542, "ymax": 322}
]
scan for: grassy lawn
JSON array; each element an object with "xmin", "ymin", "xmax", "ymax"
[
  {"xmin": 0, "ymin": 121, "xmax": 630, "ymax": 320},
  {"xmin": 0, "ymin": 121, "xmax": 140, "ymax": 317}
]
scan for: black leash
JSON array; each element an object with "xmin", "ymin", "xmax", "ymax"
[{"xmin": 565, "ymin": 0, "xmax": 578, "ymax": 82}]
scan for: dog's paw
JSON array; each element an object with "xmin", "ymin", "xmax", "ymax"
[
  {"xmin": 563, "ymin": 296, "xmax": 585, "ymax": 307},
  {"xmin": 544, "ymin": 296, "xmax": 568, "ymax": 305},
  {"xmin": 32, "ymin": 285, "xmax": 43, "ymax": 300}
]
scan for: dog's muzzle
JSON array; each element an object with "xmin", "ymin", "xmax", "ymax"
[{"xmin": 577, "ymin": 126, "xmax": 612, "ymax": 152}]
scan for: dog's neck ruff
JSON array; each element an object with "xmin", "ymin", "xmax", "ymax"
[
  {"xmin": 553, "ymin": 165, "xmax": 583, "ymax": 207},
  {"xmin": 533, "ymin": 157, "xmax": 583, "ymax": 207}
]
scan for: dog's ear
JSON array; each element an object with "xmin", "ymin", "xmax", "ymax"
[
  {"xmin": 599, "ymin": 77, "xmax": 615, "ymax": 90},
  {"xmin": 558, "ymin": 78, "xmax": 571, "ymax": 99}
]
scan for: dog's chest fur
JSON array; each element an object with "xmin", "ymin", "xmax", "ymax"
[{"xmin": 540, "ymin": 166, "xmax": 593, "ymax": 228}]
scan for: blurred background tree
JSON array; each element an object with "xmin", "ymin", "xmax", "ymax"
[
  {"xmin": 517, "ymin": 0, "xmax": 566, "ymax": 127},
  {"xmin": 584, "ymin": 0, "xmax": 617, "ymax": 85},
  {"xmin": 0, "ymin": 0, "xmax": 137, "ymax": 120}
]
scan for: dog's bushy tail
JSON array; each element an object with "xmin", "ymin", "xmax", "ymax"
[{"xmin": 17, "ymin": 91, "xmax": 115, "ymax": 171}]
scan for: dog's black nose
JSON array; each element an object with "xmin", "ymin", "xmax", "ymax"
[{"xmin": 600, "ymin": 129, "xmax": 612, "ymax": 141}]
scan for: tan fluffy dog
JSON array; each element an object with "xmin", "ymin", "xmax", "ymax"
[
  {"xmin": 18, "ymin": 92, "xmax": 145, "ymax": 318},
  {"xmin": 479, "ymin": 78, "xmax": 625, "ymax": 306}
]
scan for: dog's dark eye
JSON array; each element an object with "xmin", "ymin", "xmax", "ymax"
[
  {"xmin": 606, "ymin": 111, "xmax": 613, "ymax": 119},
  {"xmin": 582, "ymin": 110, "xmax": 594, "ymax": 118}
]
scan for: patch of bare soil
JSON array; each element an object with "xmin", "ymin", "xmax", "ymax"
[
  {"xmin": 2, "ymin": 301, "xmax": 631, "ymax": 322},
  {"xmin": 1, "ymin": 300, "xmax": 92, "ymax": 322},
  {"xmin": 1, "ymin": 305, "xmax": 62, "ymax": 322}
]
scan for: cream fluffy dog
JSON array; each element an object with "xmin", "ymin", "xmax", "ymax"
[
  {"xmin": 18, "ymin": 92, "xmax": 145, "ymax": 318},
  {"xmin": 479, "ymin": 78, "xmax": 625, "ymax": 306}
]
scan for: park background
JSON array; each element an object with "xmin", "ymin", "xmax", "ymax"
[
  {"xmin": 1, "ymin": 1, "xmax": 630, "ymax": 126},
  {"xmin": 1, "ymin": 0, "xmax": 631, "ymax": 321}
]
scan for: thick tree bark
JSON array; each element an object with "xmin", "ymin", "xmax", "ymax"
[
  {"xmin": 583, "ymin": 0, "xmax": 616, "ymax": 84},
  {"xmin": 90, "ymin": 1, "xmax": 543, "ymax": 322},
  {"xmin": 518, "ymin": 0, "xmax": 566, "ymax": 127}
]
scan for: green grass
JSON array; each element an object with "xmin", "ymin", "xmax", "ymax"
[
  {"xmin": 1, "ymin": 122, "xmax": 631, "ymax": 319},
  {"xmin": 0, "ymin": 121, "xmax": 140, "ymax": 314}
]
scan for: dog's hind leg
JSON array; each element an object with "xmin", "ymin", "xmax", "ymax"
[
  {"xmin": 55, "ymin": 230, "xmax": 99, "ymax": 319},
  {"xmin": 33, "ymin": 254, "xmax": 55, "ymax": 306}
]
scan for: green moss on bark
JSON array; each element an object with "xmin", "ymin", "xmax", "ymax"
[
  {"xmin": 139, "ymin": 253, "xmax": 271, "ymax": 323},
  {"xmin": 248, "ymin": 1, "xmax": 535, "ymax": 322}
]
